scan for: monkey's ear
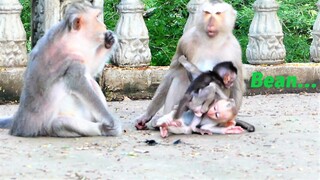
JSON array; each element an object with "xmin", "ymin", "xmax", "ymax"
[
  {"xmin": 72, "ymin": 17, "xmax": 82, "ymax": 30},
  {"xmin": 227, "ymin": 98, "xmax": 236, "ymax": 107}
]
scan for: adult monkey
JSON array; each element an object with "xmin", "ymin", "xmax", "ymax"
[
  {"xmin": 0, "ymin": 1, "xmax": 121, "ymax": 137},
  {"xmin": 135, "ymin": 0, "xmax": 255, "ymax": 132}
]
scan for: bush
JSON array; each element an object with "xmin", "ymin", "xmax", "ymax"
[
  {"xmin": 19, "ymin": 0, "xmax": 31, "ymax": 51},
  {"xmin": 278, "ymin": 0, "xmax": 318, "ymax": 62},
  {"xmin": 20, "ymin": 0, "xmax": 318, "ymax": 65}
]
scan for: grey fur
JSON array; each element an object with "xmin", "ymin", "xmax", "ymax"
[{"xmin": 0, "ymin": 1, "xmax": 121, "ymax": 137}]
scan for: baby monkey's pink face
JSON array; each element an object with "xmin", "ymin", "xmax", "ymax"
[{"xmin": 206, "ymin": 99, "xmax": 235, "ymax": 123}]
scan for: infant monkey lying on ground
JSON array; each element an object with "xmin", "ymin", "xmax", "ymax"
[
  {"xmin": 157, "ymin": 99, "xmax": 244, "ymax": 137},
  {"xmin": 155, "ymin": 56, "xmax": 244, "ymax": 138}
]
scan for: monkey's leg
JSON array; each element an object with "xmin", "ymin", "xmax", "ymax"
[
  {"xmin": 164, "ymin": 69, "xmax": 190, "ymax": 113},
  {"xmin": 231, "ymin": 76, "xmax": 244, "ymax": 111},
  {"xmin": 50, "ymin": 117, "xmax": 102, "ymax": 137},
  {"xmin": 135, "ymin": 72, "xmax": 173, "ymax": 130},
  {"xmin": 155, "ymin": 110, "xmax": 175, "ymax": 127},
  {"xmin": 65, "ymin": 64, "xmax": 121, "ymax": 135},
  {"xmin": 167, "ymin": 125, "xmax": 192, "ymax": 135},
  {"xmin": 230, "ymin": 77, "xmax": 255, "ymax": 132}
]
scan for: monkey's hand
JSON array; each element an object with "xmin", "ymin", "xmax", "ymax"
[
  {"xmin": 200, "ymin": 105, "xmax": 209, "ymax": 114},
  {"xmin": 104, "ymin": 31, "xmax": 115, "ymax": 49},
  {"xmin": 135, "ymin": 114, "xmax": 153, "ymax": 130},
  {"xmin": 159, "ymin": 120, "xmax": 183, "ymax": 138},
  {"xmin": 222, "ymin": 126, "xmax": 244, "ymax": 134},
  {"xmin": 135, "ymin": 118, "xmax": 149, "ymax": 130},
  {"xmin": 171, "ymin": 120, "xmax": 182, "ymax": 127}
]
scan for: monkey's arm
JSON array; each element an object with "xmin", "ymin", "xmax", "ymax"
[
  {"xmin": 199, "ymin": 83, "xmax": 218, "ymax": 113},
  {"xmin": 200, "ymin": 82, "xmax": 228, "ymax": 113},
  {"xmin": 178, "ymin": 55, "xmax": 202, "ymax": 77},
  {"xmin": 215, "ymin": 84, "xmax": 228, "ymax": 99},
  {"xmin": 200, "ymin": 122, "xmax": 244, "ymax": 134},
  {"xmin": 173, "ymin": 94, "xmax": 192, "ymax": 119}
]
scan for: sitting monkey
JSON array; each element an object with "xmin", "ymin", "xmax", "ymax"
[
  {"xmin": 0, "ymin": 1, "xmax": 121, "ymax": 137},
  {"xmin": 154, "ymin": 56, "xmax": 244, "ymax": 138}
]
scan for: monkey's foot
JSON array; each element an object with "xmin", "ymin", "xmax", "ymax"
[
  {"xmin": 135, "ymin": 114, "xmax": 152, "ymax": 130},
  {"xmin": 224, "ymin": 126, "xmax": 244, "ymax": 134},
  {"xmin": 159, "ymin": 126, "xmax": 169, "ymax": 138},
  {"xmin": 158, "ymin": 120, "xmax": 182, "ymax": 138},
  {"xmin": 100, "ymin": 122, "xmax": 122, "ymax": 136}
]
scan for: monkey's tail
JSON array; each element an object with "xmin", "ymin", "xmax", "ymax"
[
  {"xmin": 0, "ymin": 117, "xmax": 13, "ymax": 129},
  {"xmin": 236, "ymin": 119, "xmax": 255, "ymax": 132}
]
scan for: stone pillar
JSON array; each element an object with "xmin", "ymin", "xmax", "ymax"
[
  {"xmin": 183, "ymin": 0, "xmax": 208, "ymax": 32},
  {"xmin": 310, "ymin": 0, "xmax": 320, "ymax": 63},
  {"xmin": 31, "ymin": 0, "xmax": 104, "ymax": 47},
  {"xmin": 31, "ymin": 0, "xmax": 60, "ymax": 47},
  {"xmin": 113, "ymin": 0, "xmax": 151, "ymax": 67},
  {"xmin": 0, "ymin": 0, "xmax": 27, "ymax": 102},
  {"xmin": 246, "ymin": 0, "xmax": 286, "ymax": 65}
]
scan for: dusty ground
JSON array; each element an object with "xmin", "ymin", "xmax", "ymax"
[{"xmin": 0, "ymin": 93, "xmax": 319, "ymax": 179}]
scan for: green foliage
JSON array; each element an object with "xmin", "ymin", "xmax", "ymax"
[
  {"xmin": 103, "ymin": 0, "xmax": 120, "ymax": 31},
  {"xmin": 19, "ymin": 0, "xmax": 31, "ymax": 51},
  {"xmin": 225, "ymin": 0, "xmax": 256, "ymax": 64},
  {"xmin": 278, "ymin": 0, "xmax": 317, "ymax": 62},
  {"xmin": 19, "ymin": 0, "xmax": 318, "ymax": 65},
  {"xmin": 143, "ymin": 0, "xmax": 189, "ymax": 66},
  {"xmin": 104, "ymin": 0, "xmax": 189, "ymax": 65}
]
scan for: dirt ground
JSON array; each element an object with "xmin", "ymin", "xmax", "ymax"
[{"xmin": 0, "ymin": 93, "xmax": 319, "ymax": 179}]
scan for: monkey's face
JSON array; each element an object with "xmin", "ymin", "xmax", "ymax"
[
  {"xmin": 223, "ymin": 72, "xmax": 237, "ymax": 88},
  {"xmin": 79, "ymin": 9, "xmax": 107, "ymax": 44},
  {"xmin": 207, "ymin": 99, "xmax": 235, "ymax": 123},
  {"xmin": 199, "ymin": 2, "xmax": 236, "ymax": 37}
]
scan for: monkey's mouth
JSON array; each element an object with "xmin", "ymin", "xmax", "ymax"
[{"xmin": 207, "ymin": 30, "xmax": 218, "ymax": 37}]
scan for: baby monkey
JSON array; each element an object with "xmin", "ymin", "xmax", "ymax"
[
  {"xmin": 155, "ymin": 56, "xmax": 243, "ymax": 137},
  {"xmin": 156, "ymin": 98, "xmax": 244, "ymax": 138},
  {"xmin": 173, "ymin": 56, "xmax": 238, "ymax": 120}
]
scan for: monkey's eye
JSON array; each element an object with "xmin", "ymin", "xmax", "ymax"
[
  {"xmin": 96, "ymin": 11, "xmax": 102, "ymax": 19},
  {"xmin": 216, "ymin": 11, "xmax": 222, "ymax": 15},
  {"xmin": 215, "ymin": 112, "xmax": 220, "ymax": 119},
  {"xmin": 204, "ymin": 11, "xmax": 211, "ymax": 15}
]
